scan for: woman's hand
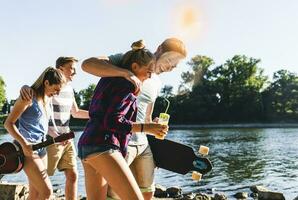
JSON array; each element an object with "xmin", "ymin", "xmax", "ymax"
[
  {"xmin": 145, "ymin": 122, "xmax": 169, "ymax": 138},
  {"xmin": 21, "ymin": 142, "xmax": 34, "ymax": 157},
  {"xmin": 124, "ymin": 71, "xmax": 142, "ymax": 95}
]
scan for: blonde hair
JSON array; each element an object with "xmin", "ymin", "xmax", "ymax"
[
  {"xmin": 121, "ymin": 40, "xmax": 155, "ymax": 70},
  {"xmin": 31, "ymin": 67, "xmax": 65, "ymax": 99},
  {"xmin": 159, "ymin": 38, "xmax": 187, "ymax": 58}
]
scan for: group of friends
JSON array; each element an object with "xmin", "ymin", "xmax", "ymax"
[{"xmin": 4, "ymin": 38, "xmax": 187, "ymax": 200}]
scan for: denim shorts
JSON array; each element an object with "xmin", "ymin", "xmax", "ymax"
[
  {"xmin": 14, "ymin": 140, "xmax": 47, "ymax": 158},
  {"xmin": 78, "ymin": 144, "xmax": 120, "ymax": 160}
]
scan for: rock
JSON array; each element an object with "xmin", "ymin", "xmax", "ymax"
[
  {"xmin": 249, "ymin": 185, "xmax": 285, "ymax": 200},
  {"xmin": 206, "ymin": 188, "xmax": 216, "ymax": 194},
  {"xmin": 0, "ymin": 182, "xmax": 29, "ymax": 200},
  {"xmin": 214, "ymin": 193, "xmax": 228, "ymax": 200},
  {"xmin": 54, "ymin": 188, "xmax": 63, "ymax": 194},
  {"xmin": 250, "ymin": 185, "xmax": 269, "ymax": 193},
  {"xmin": 234, "ymin": 192, "xmax": 248, "ymax": 199},
  {"xmin": 179, "ymin": 193, "xmax": 196, "ymax": 200},
  {"xmin": 154, "ymin": 184, "xmax": 168, "ymax": 198},
  {"xmin": 250, "ymin": 192, "xmax": 258, "ymax": 198},
  {"xmin": 195, "ymin": 193, "xmax": 212, "ymax": 200},
  {"xmin": 258, "ymin": 190, "xmax": 285, "ymax": 200},
  {"xmin": 166, "ymin": 186, "xmax": 182, "ymax": 198}
]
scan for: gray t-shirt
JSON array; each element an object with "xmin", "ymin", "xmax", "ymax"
[{"xmin": 109, "ymin": 54, "xmax": 162, "ymax": 145}]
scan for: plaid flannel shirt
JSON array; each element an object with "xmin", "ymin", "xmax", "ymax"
[{"xmin": 78, "ymin": 77, "xmax": 137, "ymax": 157}]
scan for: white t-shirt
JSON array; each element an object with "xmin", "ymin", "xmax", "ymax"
[
  {"xmin": 129, "ymin": 74, "xmax": 162, "ymax": 145},
  {"xmin": 108, "ymin": 54, "xmax": 162, "ymax": 145}
]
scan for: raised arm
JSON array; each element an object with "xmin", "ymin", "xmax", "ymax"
[{"xmin": 81, "ymin": 56, "xmax": 141, "ymax": 94}]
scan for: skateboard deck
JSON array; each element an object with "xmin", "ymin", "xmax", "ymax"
[{"xmin": 147, "ymin": 135, "xmax": 212, "ymax": 175}]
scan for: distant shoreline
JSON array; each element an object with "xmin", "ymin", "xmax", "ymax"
[
  {"xmin": 70, "ymin": 123, "xmax": 298, "ymax": 130},
  {"xmin": 1, "ymin": 123, "xmax": 298, "ymax": 132}
]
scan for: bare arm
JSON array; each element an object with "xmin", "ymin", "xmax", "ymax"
[
  {"xmin": 145, "ymin": 102, "xmax": 155, "ymax": 123},
  {"xmin": 81, "ymin": 57, "xmax": 141, "ymax": 93},
  {"xmin": 71, "ymin": 97, "xmax": 89, "ymax": 119},
  {"xmin": 4, "ymin": 98, "xmax": 33, "ymax": 156},
  {"xmin": 131, "ymin": 122, "xmax": 168, "ymax": 138},
  {"xmin": 82, "ymin": 57, "xmax": 129, "ymax": 78}
]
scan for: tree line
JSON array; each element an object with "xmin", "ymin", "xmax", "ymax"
[{"xmin": 1, "ymin": 54, "xmax": 298, "ymax": 124}]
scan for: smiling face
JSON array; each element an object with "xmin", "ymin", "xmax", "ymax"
[
  {"xmin": 155, "ymin": 51, "xmax": 185, "ymax": 74},
  {"xmin": 58, "ymin": 61, "xmax": 77, "ymax": 82},
  {"xmin": 44, "ymin": 80, "xmax": 63, "ymax": 97}
]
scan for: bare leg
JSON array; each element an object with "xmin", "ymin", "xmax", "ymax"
[
  {"xmin": 82, "ymin": 161, "xmax": 108, "ymax": 200},
  {"xmin": 83, "ymin": 151, "xmax": 144, "ymax": 200},
  {"xmin": 143, "ymin": 192, "xmax": 154, "ymax": 200},
  {"xmin": 23, "ymin": 154, "xmax": 52, "ymax": 200},
  {"xmin": 64, "ymin": 168, "xmax": 78, "ymax": 200}
]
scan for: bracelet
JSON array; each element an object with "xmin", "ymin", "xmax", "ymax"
[{"xmin": 141, "ymin": 124, "xmax": 144, "ymax": 133}]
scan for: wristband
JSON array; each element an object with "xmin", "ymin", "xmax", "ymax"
[{"xmin": 141, "ymin": 124, "xmax": 144, "ymax": 133}]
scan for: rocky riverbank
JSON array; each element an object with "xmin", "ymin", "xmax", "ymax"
[{"xmin": 0, "ymin": 182, "xmax": 293, "ymax": 200}]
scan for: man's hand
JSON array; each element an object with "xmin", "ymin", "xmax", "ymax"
[
  {"xmin": 153, "ymin": 117, "xmax": 159, "ymax": 123},
  {"xmin": 50, "ymin": 131, "xmax": 70, "ymax": 146},
  {"xmin": 145, "ymin": 122, "xmax": 168, "ymax": 138},
  {"xmin": 20, "ymin": 85, "xmax": 33, "ymax": 101},
  {"xmin": 124, "ymin": 71, "xmax": 142, "ymax": 95}
]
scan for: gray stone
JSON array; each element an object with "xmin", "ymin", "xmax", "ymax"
[
  {"xmin": 234, "ymin": 192, "xmax": 248, "ymax": 199},
  {"xmin": 195, "ymin": 193, "xmax": 212, "ymax": 200},
  {"xmin": 0, "ymin": 183, "xmax": 29, "ymax": 200},
  {"xmin": 250, "ymin": 185, "xmax": 269, "ymax": 193},
  {"xmin": 258, "ymin": 190, "xmax": 285, "ymax": 200},
  {"xmin": 154, "ymin": 184, "xmax": 168, "ymax": 198},
  {"xmin": 249, "ymin": 185, "xmax": 285, "ymax": 200},
  {"xmin": 293, "ymin": 196, "xmax": 298, "ymax": 200},
  {"xmin": 206, "ymin": 188, "xmax": 216, "ymax": 194},
  {"xmin": 166, "ymin": 186, "xmax": 182, "ymax": 198},
  {"xmin": 214, "ymin": 193, "xmax": 228, "ymax": 200},
  {"xmin": 179, "ymin": 193, "xmax": 196, "ymax": 200}
]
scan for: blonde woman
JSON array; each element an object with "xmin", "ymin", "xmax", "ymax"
[{"xmin": 4, "ymin": 67, "xmax": 65, "ymax": 200}]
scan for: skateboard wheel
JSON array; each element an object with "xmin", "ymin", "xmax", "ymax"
[
  {"xmin": 192, "ymin": 171, "xmax": 202, "ymax": 181},
  {"xmin": 198, "ymin": 145, "xmax": 209, "ymax": 155}
]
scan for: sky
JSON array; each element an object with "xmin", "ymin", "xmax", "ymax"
[{"xmin": 1, "ymin": 0, "xmax": 298, "ymax": 100}]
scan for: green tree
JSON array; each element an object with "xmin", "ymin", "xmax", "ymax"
[
  {"xmin": 79, "ymin": 84, "xmax": 96, "ymax": 110},
  {"xmin": 74, "ymin": 90, "xmax": 82, "ymax": 108},
  {"xmin": 180, "ymin": 55, "xmax": 214, "ymax": 92},
  {"xmin": 0, "ymin": 76, "xmax": 6, "ymax": 109},
  {"xmin": 212, "ymin": 55, "xmax": 267, "ymax": 121},
  {"xmin": 262, "ymin": 70, "xmax": 298, "ymax": 121},
  {"xmin": 175, "ymin": 55, "xmax": 267, "ymax": 123},
  {"xmin": 160, "ymin": 85, "xmax": 173, "ymax": 98}
]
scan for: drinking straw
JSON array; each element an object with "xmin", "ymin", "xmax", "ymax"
[{"xmin": 164, "ymin": 98, "xmax": 170, "ymax": 114}]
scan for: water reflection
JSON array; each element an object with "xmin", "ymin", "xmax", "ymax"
[{"xmin": 1, "ymin": 128, "xmax": 298, "ymax": 199}]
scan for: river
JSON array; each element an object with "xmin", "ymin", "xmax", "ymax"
[{"xmin": 1, "ymin": 128, "xmax": 298, "ymax": 199}]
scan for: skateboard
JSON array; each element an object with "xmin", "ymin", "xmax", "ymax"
[{"xmin": 147, "ymin": 135, "xmax": 213, "ymax": 180}]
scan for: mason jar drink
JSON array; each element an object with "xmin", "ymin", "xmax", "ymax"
[{"xmin": 156, "ymin": 113, "xmax": 170, "ymax": 139}]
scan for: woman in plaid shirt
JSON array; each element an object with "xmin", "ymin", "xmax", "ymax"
[{"xmin": 78, "ymin": 40, "xmax": 168, "ymax": 200}]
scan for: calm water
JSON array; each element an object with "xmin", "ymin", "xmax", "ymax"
[{"xmin": 1, "ymin": 128, "xmax": 298, "ymax": 199}]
